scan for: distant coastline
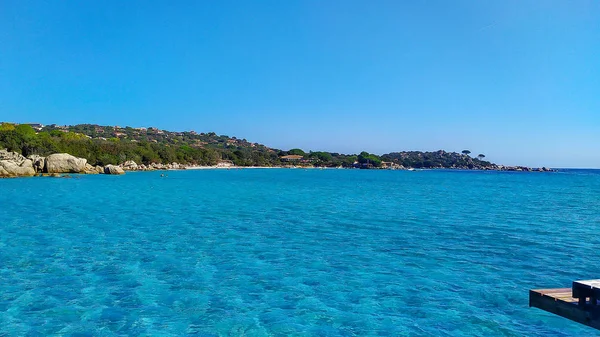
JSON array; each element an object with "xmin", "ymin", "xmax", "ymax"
[{"xmin": 0, "ymin": 122, "xmax": 554, "ymax": 178}]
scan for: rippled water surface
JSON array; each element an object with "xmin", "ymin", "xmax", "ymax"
[{"xmin": 1, "ymin": 169, "xmax": 600, "ymax": 336}]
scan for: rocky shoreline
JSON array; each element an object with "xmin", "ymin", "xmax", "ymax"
[
  {"xmin": 435, "ymin": 164, "xmax": 554, "ymax": 172},
  {"xmin": 0, "ymin": 149, "xmax": 202, "ymax": 178},
  {"xmin": 0, "ymin": 150, "xmax": 122, "ymax": 178},
  {"xmin": 0, "ymin": 149, "xmax": 554, "ymax": 178}
]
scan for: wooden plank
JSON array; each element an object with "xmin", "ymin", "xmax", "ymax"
[
  {"xmin": 530, "ymin": 288, "xmax": 600, "ymax": 330},
  {"xmin": 533, "ymin": 288, "xmax": 575, "ymax": 301}
]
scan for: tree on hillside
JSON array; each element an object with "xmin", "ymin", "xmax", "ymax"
[
  {"xmin": 14, "ymin": 124, "xmax": 37, "ymax": 139},
  {"xmin": 309, "ymin": 151, "xmax": 333, "ymax": 163},
  {"xmin": 11, "ymin": 124, "xmax": 39, "ymax": 156},
  {"xmin": 477, "ymin": 154, "xmax": 485, "ymax": 160},
  {"xmin": 288, "ymin": 148, "xmax": 306, "ymax": 156},
  {"xmin": 0, "ymin": 123, "xmax": 16, "ymax": 131},
  {"xmin": 462, "ymin": 150, "xmax": 471, "ymax": 156},
  {"xmin": 357, "ymin": 151, "xmax": 382, "ymax": 167}
]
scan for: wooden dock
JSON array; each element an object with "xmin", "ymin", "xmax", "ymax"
[{"xmin": 530, "ymin": 280, "xmax": 600, "ymax": 330}]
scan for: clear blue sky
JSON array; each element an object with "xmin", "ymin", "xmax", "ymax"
[{"xmin": 1, "ymin": 1, "xmax": 598, "ymax": 168}]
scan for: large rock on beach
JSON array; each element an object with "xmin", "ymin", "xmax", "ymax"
[
  {"xmin": 45, "ymin": 153, "xmax": 87, "ymax": 173},
  {"xmin": 122, "ymin": 160, "xmax": 138, "ymax": 171},
  {"xmin": 150, "ymin": 162, "xmax": 166, "ymax": 170},
  {"xmin": 28, "ymin": 155, "xmax": 46, "ymax": 173},
  {"xmin": 104, "ymin": 165, "xmax": 125, "ymax": 175},
  {"xmin": 0, "ymin": 159, "xmax": 36, "ymax": 177},
  {"xmin": 0, "ymin": 149, "xmax": 36, "ymax": 177},
  {"xmin": 0, "ymin": 149, "xmax": 26, "ymax": 161},
  {"xmin": 84, "ymin": 163, "xmax": 98, "ymax": 174}
]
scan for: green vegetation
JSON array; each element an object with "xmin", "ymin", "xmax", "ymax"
[
  {"xmin": 287, "ymin": 148, "xmax": 306, "ymax": 156},
  {"xmin": 381, "ymin": 150, "xmax": 492, "ymax": 169},
  {"xmin": 0, "ymin": 122, "xmax": 496, "ymax": 169},
  {"xmin": 358, "ymin": 151, "xmax": 382, "ymax": 167},
  {"xmin": 0, "ymin": 123, "xmax": 278, "ymax": 166}
]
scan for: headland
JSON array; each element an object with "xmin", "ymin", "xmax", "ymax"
[{"xmin": 0, "ymin": 122, "xmax": 553, "ymax": 178}]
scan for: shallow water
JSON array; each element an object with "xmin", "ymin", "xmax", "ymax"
[{"xmin": 1, "ymin": 169, "xmax": 599, "ymax": 336}]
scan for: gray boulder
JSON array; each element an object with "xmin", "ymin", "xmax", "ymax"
[
  {"xmin": 45, "ymin": 153, "xmax": 87, "ymax": 173},
  {"xmin": 0, "ymin": 150, "xmax": 36, "ymax": 177},
  {"xmin": 122, "ymin": 160, "xmax": 138, "ymax": 171},
  {"xmin": 28, "ymin": 155, "xmax": 46, "ymax": 173},
  {"xmin": 104, "ymin": 165, "xmax": 125, "ymax": 175},
  {"xmin": 0, "ymin": 159, "xmax": 36, "ymax": 177},
  {"xmin": 0, "ymin": 149, "xmax": 26, "ymax": 162},
  {"xmin": 84, "ymin": 163, "xmax": 98, "ymax": 174}
]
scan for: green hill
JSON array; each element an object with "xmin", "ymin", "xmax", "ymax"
[{"xmin": 0, "ymin": 122, "xmax": 505, "ymax": 169}]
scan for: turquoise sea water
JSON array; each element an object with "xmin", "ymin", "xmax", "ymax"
[{"xmin": 1, "ymin": 169, "xmax": 600, "ymax": 336}]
